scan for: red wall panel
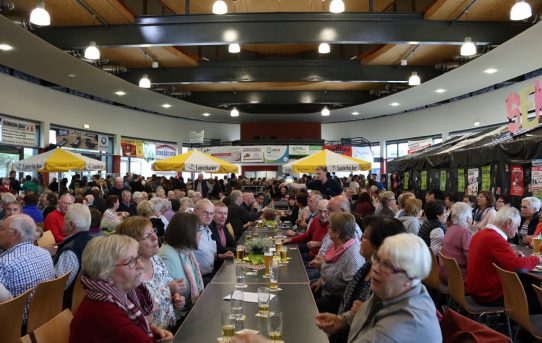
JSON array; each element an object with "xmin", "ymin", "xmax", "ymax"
[{"xmin": 240, "ymin": 122, "xmax": 321, "ymax": 140}]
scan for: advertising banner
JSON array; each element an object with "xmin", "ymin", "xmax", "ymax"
[
  {"xmin": 98, "ymin": 135, "xmax": 109, "ymax": 152},
  {"xmin": 322, "ymin": 145, "xmax": 352, "ymax": 156},
  {"xmin": 439, "ymin": 170, "xmax": 447, "ymax": 192},
  {"xmin": 533, "ymin": 159, "xmax": 542, "ymax": 199},
  {"xmin": 352, "ymin": 146, "xmax": 374, "ymax": 163},
  {"xmin": 407, "ymin": 138, "xmax": 432, "ymax": 154},
  {"xmin": 403, "ymin": 171, "xmax": 409, "ymax": 190},
  {"xmin": 467, "ymin": 168, "xmax": 479, "ymax": 196},
  {"xmin": 189, "ymin": 130, "xmax": 204, "ymax": 144},
  {"xmin": 510, "ymin": 165, "xmax": 524, "ymax": 196},
  {"xmin": 288, "ymin": 145, "xmax": 322, "ymax": 156},
  {"xmin": 458, "ymin": 168, "xmax": 465, "ymax": 193},
  {"xmin": 56, "ymin": 128, "xmax": 99, "ymax": 150},
  {"xmin": 263, "ymin": 146, "xmax": 289, "ymax": 163},
  {"xmin": 241, "ymin": 146, "xmax": 264, "ymax": 162},
  {"xmin": 156, "ymin": 143, "xmax": 178, "ymax": 161},
  {"xmin": 481, "ymin": 166, "xmax": 491, "ymax": 191},
  {"xmin": 121, "ymin": 138, "xmax": 144, "ymax": 157},
  {"xmin": 143, "ymin": 141, "xmax": 155, "ymax": 161},
  {"xmin": 420, "ymin": 170, "xmax": 427, "ymax": 191},
  {"xmin": 200, "ymin": 146, "xmax": 242, "ymax": 163},
  {"xmin": 0, "ymin": 117, "xmax": 37, "ymax": 147}
]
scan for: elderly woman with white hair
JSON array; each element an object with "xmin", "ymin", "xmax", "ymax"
[
  {"xmin": 179, "ymin": 197, "xmax": 195, "ymax": 213},
  {"xmin": 315, "ymin": 233, "xmax": 441, "ymax": 342},
  {"xmin": 137, "ymin": 200, "xmax": 166, "ymax": 238},
  {"xmin": 150, "ymin": 197, "xmax": 169, "ymax": 228},
  {"xmin": 438, "ymin": 202, "xmax": 473, "ymax": 284},
  {"xmin": 374, "ymin": 191, "xmax": 396, "ymax": 218}
]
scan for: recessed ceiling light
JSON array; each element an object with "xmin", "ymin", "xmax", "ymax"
[
  {"xmin": 484, "ymin": 68, "xmax": 498, "ymax": 74},
  {"xmin": 0, "ymin": 44, "xmax": 13, "ymax": 51},
  {"xmin": 352, "ymin": 112, "xmax": 360, "ymax": 115},
  {"xmin": 66, "ymin": 73, "xmax": 77, "ymax": 78},
  {"xmin": 115, "ymin": 91, "xmax": 126, "ymax": 96},
  {"xmin": 390, "ymin": 102, "xmax": 400, "ymax": 107},
  {"xmin": 162, "ymin": 104, "xmax": 172, "ymax": 108},
  {"xmin": 202, "ymin": 113, "xmax": 211, "ymax": 117},
  {"xmin": 474, "ymin": 121, "xmax": 480, "ymax": 127},
  {"xmin": 83, "ymin": 124, "xmax": 90, "ymax": 129},
  {"xmin": 408, "ymin": 41, "xmax": 419, "ymax": 45},
  {"xmin": 435, "ymin": 89, "xmax": 446, "ymax": 93}
]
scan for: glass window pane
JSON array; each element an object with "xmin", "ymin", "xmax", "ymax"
[
  {"xmin": 398, "ymin": 143, "xmax": 409, "ymax": 157},
  {"xmin": 433, "ymin": 138, "xmax": 443, "ymax": 145},
  {"xmin": 387, "ymin": 144, "xmax": 398, "ymax": 159},
  {"xmin": 370, "ymin": 145, "xmax": 380, "ymax": 158}
]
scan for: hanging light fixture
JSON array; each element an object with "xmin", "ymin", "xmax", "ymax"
[
  {"xmin": 230, "ymin": 107, "xmax": 239, "ymax": 117},
  {"xmin": 329, "ymin": 0, "xmax": 345, "ymax": 13},
  {"xmin": 321, "ymin": 107, "xmax": 330, "ymax": 116},
  {"xmin": 318, "ymin": 43, "xmax": 331, "ymax": 54},
  {"xmin": 29, "ymin": 1, "xmax": 50, "ymax": 26},
  {"xmin": 84, "ymin": 41, "xmax": 100, "ymax": 60},
  {"xmin": 460, "ymin": 37, "xmax": 477, "ymax": 56},
  {"xmin": 228, "ymin": 43, "xmax": 241, "ymax": 53},
  {"xmin": 408, "ymin": 72, "xmax": 421, "ymax": 86},
  {"xmin": 510, "ymin": 0, "xmax": 532, "ymax": 20},
  {"xmin": 212, "ymin": 0, "xmax": 228, "ymax": 15},
  {"xmin": 139, "ymin": 74, "xmax": 151, "ymax": 88}
]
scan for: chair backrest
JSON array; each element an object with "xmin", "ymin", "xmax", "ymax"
[
  {"xmin": 21, "ymin": 309, "xmax": 73, "ymax": 343},
  {"xmin": 532, "ymin": 284, "xmax": 542, "ymax": 311},
  {"xmin": 226, "ymin": 223, "xmax": 235, "ymax": 240},
  {"xmin": 71, "ymin": 274, "xmax": 85, "ymax": 314},
  {"xmin": 37, "ymin": 231, "xmax": 55, "ymax": 247},
  {"xmin": 0, "ymin": 288, "xmax": 32, "ymax": 343},
  {"xmin": 26, "ymin": 273, "xmax": 70, "ymax": 334},
  {"xmin": 422, "ymin": 249, "xmax": 440, "ymax": 291},
  {"xmin": 494, "ymin": 264, "xmax": 531, "ymax": 332},
  {"xmin": 440, "ymin": 253, "xmax": 467, "ymax": 309}
]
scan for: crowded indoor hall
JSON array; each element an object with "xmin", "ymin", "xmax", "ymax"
[{"xmin": 1, "ymin": 0, "xmax": 542, "ymax": 342}]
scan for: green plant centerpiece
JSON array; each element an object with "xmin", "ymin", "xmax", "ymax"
[{"xmin": 244, "ymin": 237, "xmax": 273, "ymax": 265}]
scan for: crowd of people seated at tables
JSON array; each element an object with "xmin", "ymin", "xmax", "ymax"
[{"xmin": 1, "ymin": 169, "xmax": 542, "ymax": 342}]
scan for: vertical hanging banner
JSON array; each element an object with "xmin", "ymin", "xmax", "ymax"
[
  {"xmin": 439, "ymin": 170, "xmax": 447, "ymax": 192},
  {"xmin": 403, "ymin": 171, "xmax": 410, "ymax": 190},
  {"xmin": 510, "ymin": 165, "xmax": 524, "ymax": 196},
  {"xmin": 532, "ymin": 159, "xmax": 542, "ymax": 199},
  {"xmin": 481, "ymin": 166, "xmax": 491, "ymax": 191},
  {"xmin": 458, "ymin": 168, "xmax": 465, "ymax": 193},
  {"xmin": 467, "ymin": 168, "xmax": 479, "ymax": 196},
  {"xmin": 420, "ymin": 170, "xmax": 427, "ymax": 191},
  {"xmin": 155, "ymin": 143, "xmax": 178, "ymax": 161},
  {"xmin": 121, "ymin": 138, "xmax": 144, "ymax": 157},
  {"xmin": 189, "ymin": 130, "xmax": 204, "ymax": 144}
]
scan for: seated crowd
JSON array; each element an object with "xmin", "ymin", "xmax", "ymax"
[{"xmin": 1, "ymin": 169, "xmax": 541, "ymax": 342}]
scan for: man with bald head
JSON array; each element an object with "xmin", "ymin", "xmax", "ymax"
[
  {"xmin": 284, "ymin": 200, "xmax": 329, "ymax": 259},
  {"xmin": 44, "ymin": 193, "xmax": 74, "ymax": 243},
  {"xmin": 108, "ymin": 176, "xmax": 126, "ymax": 198}
]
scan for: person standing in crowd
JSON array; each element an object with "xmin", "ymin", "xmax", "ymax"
[
  {"xmin": 108, "ymin": 176, "xmax": 126, "ymax": 198},
  {"xmin": 9, "ymin": 170, "xmax": 20, "ymax": 194},
  {"xmin": 193, "ymin": 174, "xmax": 212, "ymax": 199},
  {"xmin": 44, "ymin": 193, "xmax": 74, "ymax": 243},
  {"xmin": 286, "ymin": 166, "xmax": 343, "ymax": 199},
  {"xmin": 21, "ymin": 175, "xmax": 38, "ymax": 195}
]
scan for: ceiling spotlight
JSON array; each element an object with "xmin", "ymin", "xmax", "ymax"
[
  {"xmin": 84, "ymin": 41, "xmax": 100, "ymax": 60},
  {"xmin": 408, "ymin": 72, "xmax": 421, "ymax": 86},
  {"xmin": 230, "ymin": 107, "xmax": 239, "ymax": 117},
  {"xmin": 435, "ymin": 89, "xmax": 446, "ymax": 93},
  {"xmin": 352, "ymin": 112, "xmax": 360, "ymax": 115},
  {"xmin": 460, "ymin": 37, "xmax": 477, "ymax": 57},
  {"xmin": 29, "ymin": 1, "xmax": 50, "ymax": 26},
  {"xmin": 228, "ymin": 43, "xmax": 241, "ymax": 53},
  {"xmin": 138, "ymin": 74, "xmax": 151, "ymax": 88},
  {"xmin": 66, "ymin": 73, "xmax": 77, "ymax": 78},
  {"xmin": 510, "ymin": 0, "xmax": 532, "ymax": 20},
  {"xmin": 400, "ymin": 59, "xmax": 408, "ymax": 66},
  {"xmin": 474, "ymin": 121, "xmax": 480, "ymax": 127},
  {"xmin": 115, "ymin": 91, "xmax": 126, "ymax": 96},
  {"xmin": 329, "ymin": 0, "xmax": 345, "ymax": 13},
  {"xmin": 152, "ymin": 61, "xmax": 159, "ymax": 68},
  {"xmin": 202, "ymin": 113, "xmax": 211, "ymax": 117},
  {"xmin": 390, "ymin": 102, "xmax": 400, "ymax": 107},
  {"xmin": 318, "ymin": 43, "xmax": 331, "ymax": 54},
  {"xmin": 0, "ymin": 44, "xmax": 13, "ymax": 51},
  {"xmin": 212, "ymin": 0, "xmax": 228, "ymax": 15},
  {"xmin": 484, "ymin": 68, "xmax": 498, "ymax": 74},
  {"xmin": 162, "ymin": 104, "xmax": 172, "ymax": 108},
  {"xmin": 321, "ymin": 107, "xmax": 330, "ymax": 116},
  {"xmin": 83, "ymin": 124, "xmax": 90, "ymax": 129}
]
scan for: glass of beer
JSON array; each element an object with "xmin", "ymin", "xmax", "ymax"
[
  {"xmin": 245, "ymin": 232, "xmax": 252, "ymax": 241},
  {"xmin": 221, "ymin": 310, "xmax": 235, "ymax": 341},
  {"xmin": 236, "ymin": 245, "xmax": 245, "ymax": 262},
  {"xmin": 275, "ymin": 238, "xmax": 282, "ymax": 252},
  {"xmin": 534, "ymin": 236, "xmax": 542, "ymax": 255},
  {"xmin": 280, "ymin": 247, "xmax": 288, "ymax": 263},
  {"xmin": 264, "ymin": 251, "xmax": 273, "ymax": 277},
  {"xmin": 269, "ymin": 261, "xmax": 279, "ymax": 291},
  {"xmin": 267, "ymin": 312, "xmax": 283, "ymax": 341},
  {"xmin": 257, "ymin": 287, "xmax": 270, "ymax": 317}
]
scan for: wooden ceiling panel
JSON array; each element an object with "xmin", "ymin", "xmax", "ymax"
[
  {"xmin": 242, "ymin": 44, "xmax": 317, "ymax": 55},
  {"xmin": 12, "ymin": 0, "xmax": 97, "ymax": 26},
  {"xmin": 362, "ymin": 45, "xmax": 412, "ymax": 65},
  {"xmin": 408, "ymin": 45, "xmax": 459, "ymax": 66},
  {"xmin": 174, "ymin": 82, "xmax": 384, "ymax": 92},
  {"xmin": 427, "ymin": 0, "xmax": 539, "ymax": 21},
  {"xmin": 100, "ymin": 47, "xmax": 197, "ymax": 68}
]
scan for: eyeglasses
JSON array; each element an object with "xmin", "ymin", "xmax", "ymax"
[
  {"xmin": 371, "ymin": 254, "xmax": 408, "ymax": 275},
  {"xmin": 201, "ymin": 211, "xmax": 215, "ymax": 216},
  {"xmin": 115, "ymin": 254, "xmax": 143, "ymax": 269},
  {"xmin": 139, "ymin": 227, "xmax": 157, "ymax": 241},
  {"xmin": 318, "ymin": 209, "xmax": 329, "ymax": 214}
]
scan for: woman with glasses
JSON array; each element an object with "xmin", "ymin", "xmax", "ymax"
[
  {"xmin": 158, "ymin": 212, "xmax": 204, "ymax": 317},
  {"xmin": 116, "ymin": 217, "xmax": 185, "ymax": 331},
  {"xmin": 70, "ymin": 234, "xmax": 173, "ymax": 343},
  {"xmin": 316, "ymin": 233, "xmax": 441, "ymax": 342}
]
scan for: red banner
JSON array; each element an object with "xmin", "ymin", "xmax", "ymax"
[
  {"xmin": 510, "ymin": 165, "xmax": 524, "ymax": 196},
  {"xmin": 322, "ymin": 146, "xmax": 352, "ymax": 157}
]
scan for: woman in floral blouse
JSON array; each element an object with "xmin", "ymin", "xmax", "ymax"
[{"xmin": 116, "ymin": 217, "xmax": 185, "ymax": 330}]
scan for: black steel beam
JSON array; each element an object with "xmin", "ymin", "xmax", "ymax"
[
  {"xmin": 32, "ymin": 13, "xmax": 531, "ymax": 49},
  {"xmin": 119, "ymin": 60, "xmax": 441, "ymax": 84}
]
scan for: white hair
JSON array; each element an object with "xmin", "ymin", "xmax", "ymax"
[
  {"xmin": 379, "ymin": 233, "xmax": 431, "ymax": 283},
  {"xmin": 494, "ymin": 206, "xmax": 521, "ymax": 227},
  {"xmin": 150, "ymin": 197, "xmax": 165, "ymax": 213},
  {"xmin": 523, "ymin": 196, "xmax": 541, "ymax": 212},
  {"xmin": 6, "ymin": 214, "xmax": 36, "ymax": 243},
  {"xmin": 450, "ymin": 202, "xmax": 472, "ymax": 227},
  {"xmin": 163, "ymin": 198, "xmax": 172, "ymax": 211},
  {"xmin": 132, "ymin": 191, "xmax": 143, "ymax": 200},
  {"xmin": 194, "ymin": 198, "xmax": 214, "ymax": 210},
  {"xmin": 64, "ymin": 203, "xmax": 91, "ymax": 232}
]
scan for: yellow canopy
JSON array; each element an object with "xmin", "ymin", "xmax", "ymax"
[
  {"xmin": 282, "ymin": 149, "xmax": 371, "ymax": 173},
  {"xmin": 13, "ymin": 148, "xmax": 105, "ymax": 172},
  {"xmin": 152, "ymin": 150, "xmax": 239, "ymax": 173}
]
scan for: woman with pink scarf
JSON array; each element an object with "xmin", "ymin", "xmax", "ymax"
[{"xmin": 311, "ymin": 213, "xmax": 364, "ymax": 314}]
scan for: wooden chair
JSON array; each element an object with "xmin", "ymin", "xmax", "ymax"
[
  {"xmin": 226, "ymin": 223, "xmax": 235, "ymax": 240},
  {"xmin": 423, "ymin": 249, "xmax": 448, "ymax": 294},
  {"xmin": 70, "ymin": 274, "xmax": 85, "ymax": 314},
  {"xmin": 0, "ymin": 289, "xmax": 32, "ymax": 343},
  {"xmin": 440, "ymin": 254, "xmax": 504, "ymax": 320},
  {"xmin": 20, "ymin": 309, "xmax": 73, "ymax": 343},
  {"xmin": 26, "ymin": 273, "xmax": 70, "ymax": 334},
  {"xmin": 494, "ymin": 265, "xmax": 542, "ymax": 339},
  {"xmin": 36, "ymin": 230, "xmax": 55, "ymax": 247}
]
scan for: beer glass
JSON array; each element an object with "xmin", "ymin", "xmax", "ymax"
[
  {"xmin": 275, "ymin": 238, "xmax": 282, "ymax": 252},
  {"xmin": 264, "ymin": 251, "xmax": 273, "ymax": 277},
  {"xmin": 267, "ymin": 312, "xmax": 283, "ymax": 341},
  {"xmin": 269, "ymin": 260, "xmax": 279, "ymax": 290},
  {"xmin": 534, "ymin": 236, "xmax": 542, "ymax": 255},
  {"xmin": 280, "ymin": 247, "xmax": 288, "ymax": 263},
  {"xmin": 236, "ymin": 245, "xmax": 245, "ymax": 262},
  {"xmin": 221, "ymin": 310, "xmax": 235, "ymax": 341},
  {"xmin": 257, "ymin": 287, "xmax": 270, "ymax": 317}
]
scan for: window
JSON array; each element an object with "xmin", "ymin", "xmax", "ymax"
[
  {"xmin": 386, "ymin": 144, "xmax": 398, "ymax": 159},
  {"xmin": 398, "ymin": 143, "xmax": 409, "ymax": 157}
]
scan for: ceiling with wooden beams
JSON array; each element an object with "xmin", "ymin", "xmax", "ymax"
[{"xmin": 1, "ymin": 0, "xmax": 540, "ymax": 121}]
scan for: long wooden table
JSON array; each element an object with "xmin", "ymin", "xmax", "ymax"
[{"xmin": 173, "ymin": 229, "xmax": 328, "ymax": 342}]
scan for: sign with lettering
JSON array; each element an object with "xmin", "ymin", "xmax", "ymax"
[
  {"xmin": 263, "ymin": 146, "xmax": 289, "ymax": 163},
  {"xmin": 156, "ymin": 144, "xmax": 178, "ymax": 161},
  {"xmin": 506, "ymin": 78, "xmax": 542, "ymax": 134},
  {"xmin": 241, "ymin": 146, "xmax": 264, "ymax": 162},
  {"xmin": 0, "ymin": 117, "xmax": 36, "ymax": 146}
]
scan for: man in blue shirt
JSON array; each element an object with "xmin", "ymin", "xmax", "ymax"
[
  {"xmin": 287, "ymin": 166, "xmax": 343, "ymax": 199},
  {"xmin": 193, "ymin": 199, "xmax": 218, "ymax": 286}
]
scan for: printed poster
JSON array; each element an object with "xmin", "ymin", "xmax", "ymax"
[
  {"xmin": 403, "ymin": 172, "xmax": 409, "ymax": 190},
  {"xmin": 439, "ymin": 170, "xmax": 447, "ymax": 192},
  {"xmin": 98, "ymin": 135, "xmax": 109, "ymax": 152},
  {"xmin": 288, "ymin": 145, "xmax": 322, "ymax": 156},
  {"xmin": 263, "ymin": 146, "xmax": 289, "ymax": 163},
  {"xmin": 56, "ymin": 128, "xmax": 99, "ymax": 150},
  {"xmin": 189, "ymin": 130, "xmax": 204, "ymax": 144},
  {"xmin": 121, "ymin": 138, "xmax": 144, "ymax": 157},
  {"xmin": 533, "ymin": 159, "xmax": 542, "ymax": 199},
  {"xmin": 467, "ymin": 168, "xmax": 479, "ymax": 196},
  {"xmin": 241, "ymin": 146, "xmax": 264, "ymax": 162},
  {"xmin": 510, "ymin": 165, "xmax": 524, "ymax": 196},
  {"xmin": 155, "ymin": 144, "xmax": 178, "ymax": 161},
  {"xmin": 352, "ymin": 146, "xmax": 374, "ymax": 164},
  {"xmin": 407, "ymin": 138, "xmax": 432, "ymax": 154},
  {"xmin": 458, "ymin": 168, "xmax": 465, "ymax": 193},
  {"xmin": 200, "ymin": 146, "xmax": 241, "ymax": 163},
  {"xmin": 420, "ymin": 170, "xmax": 427, "ymax": 191},
  {"xmin": 481, "ymin": 166, "xmax": 491, "ymax": 191},
  {"xmin": 322, "ymin": 145, "xmax": 352, "ymax": 156},
  {"xmin": 0, "ymin": 117, "xmax": 37, "ymax": 146}
]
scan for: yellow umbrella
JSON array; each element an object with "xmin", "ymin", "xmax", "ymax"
[
  {"xmin": 152, "ymin": 150, "xmax": 239, "ymax": 173},
  {"xmin": 13, "ymin": 148, "xmax": 105, "ymax": 172},
  {"xmin": 282, "ymin": 149, "xmax": 371, "ymax": 173}
]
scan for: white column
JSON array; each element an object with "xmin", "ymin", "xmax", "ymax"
[{"xmin": 40, "ymin": 120, "xmax": 50, "ymax": 148}]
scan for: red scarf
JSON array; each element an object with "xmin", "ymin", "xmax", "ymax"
[{"xmin": 324, "ymin": 238, "xmax": 357, "ymax": 263}]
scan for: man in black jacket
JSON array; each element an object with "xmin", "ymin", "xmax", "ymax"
[
  {"xmin": 227, "ymin": 190, "xmax": 261, "ymax": 239},
  {"xmin": 210, "ymin": 201, "xmax": 235, "ymax": 269}
]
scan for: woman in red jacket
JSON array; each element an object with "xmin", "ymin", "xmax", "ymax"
[{"xmin": 70, "ymin": 234, "xmax": 173, "ymax": 343}]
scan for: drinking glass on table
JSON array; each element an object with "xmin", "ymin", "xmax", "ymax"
[
  {"xmin": 264, "ymin": 251, "xmax": 273, "ymax": 277},
  {"xmin": 267, "ymin": 312, "xmax": 283, "ymax": 341},
  {"xmin": 221, "ymin": 310, "xmax": 235, "ymax": 342},
  {"xmin": 235, "ymin": 263, "xmax": 246, "ymax": 288},
  {"xmin": 269, "ymin": 260, "xmax": 279, "ymax": 291},
  {"xmin": 534, "ymin": 235, "xmax": 542, "ymax": 255},
  {"xmin": 280, "ymin": 247, "xmax": 288, "ymax": 263},
  {"xmin": 257, "ymin": 287, "xmax": 270, "ymax": 317},
  {"xmin": 231, "ymin": 287, "xmax": 245, "ymax": 329},
  {"xmin": 236, "ymin": 245, "xmax": 245, "ymax": 262}
]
